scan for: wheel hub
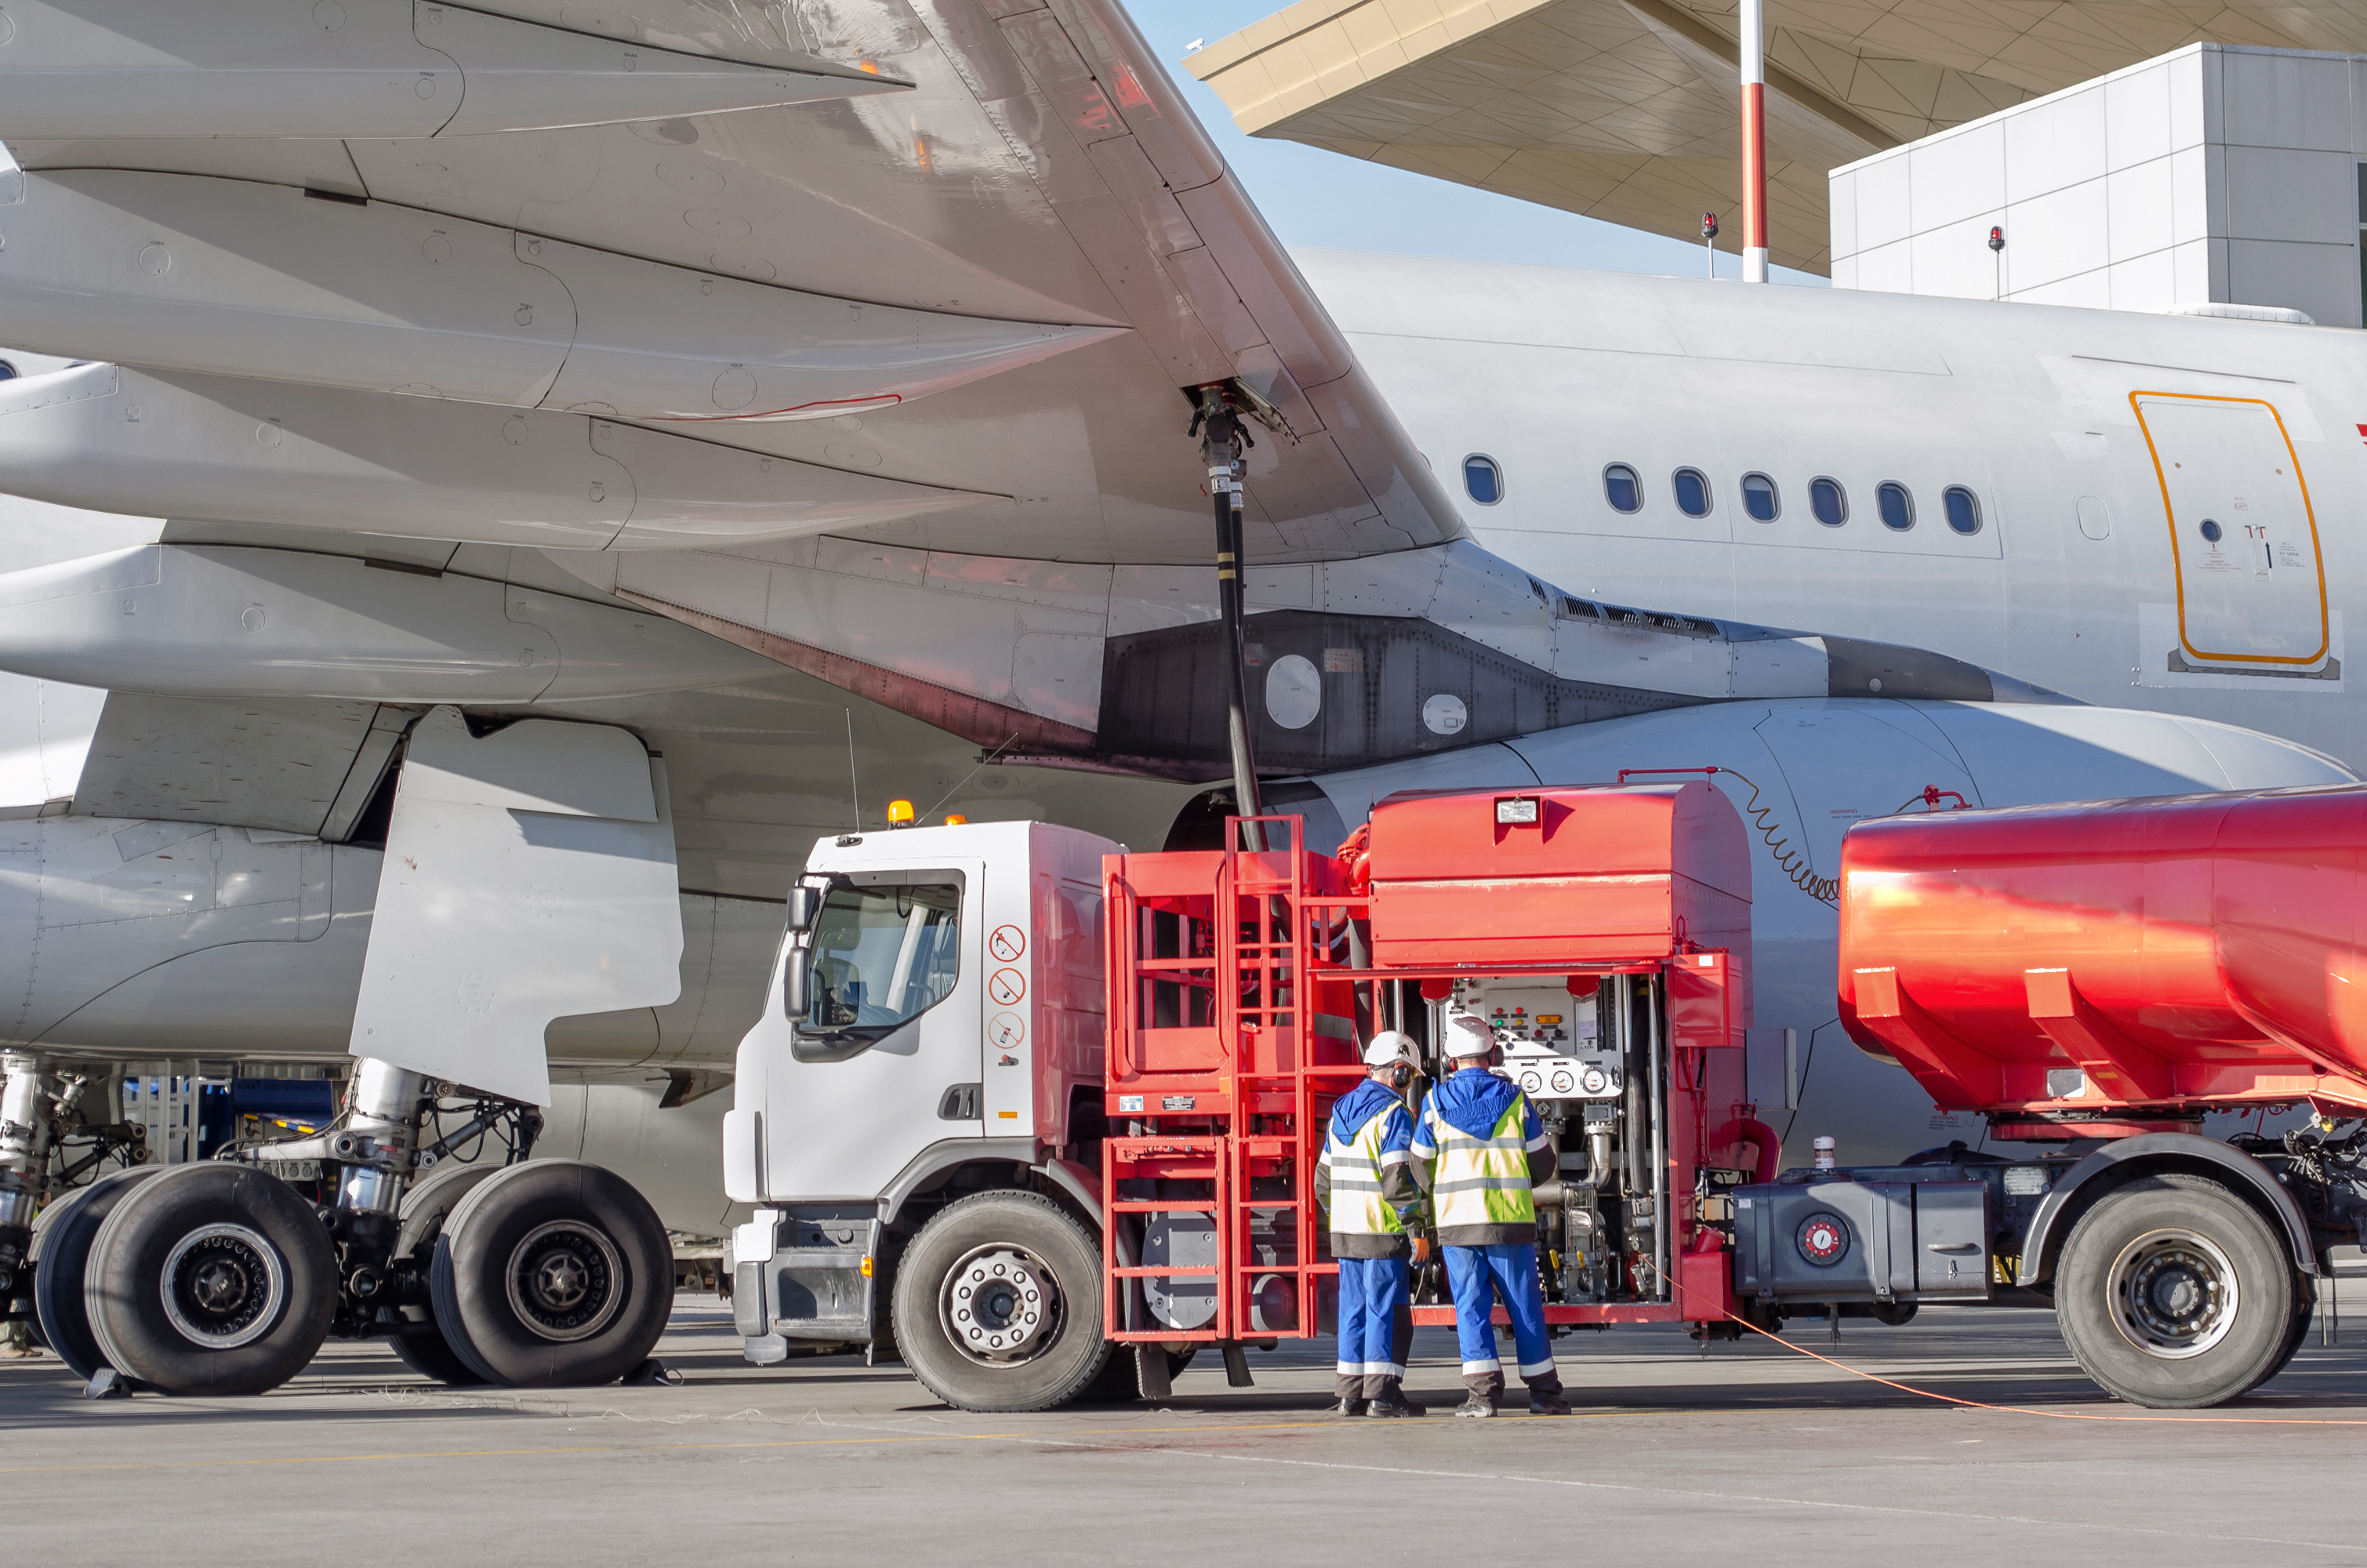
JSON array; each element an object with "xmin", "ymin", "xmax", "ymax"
[
  {"xmin": 942, "ymin": 1247, "xmax": 1057, "ymax": 1367},
  {"xmin": 162, "ymin": 1223, "xmax": 287, "ymax": 1350},
  {"xmin": 505, "ymin": 1220, "xmax": 624, "ymax": 1343},
  {"xmin": 2110, "ymin": 1228, "xmax": 2237, "ymax": 1359}
]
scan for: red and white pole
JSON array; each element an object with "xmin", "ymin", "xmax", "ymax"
[{"xmin": 1739, "ymin": 0, "xmax": 1768, "ymax": 282}]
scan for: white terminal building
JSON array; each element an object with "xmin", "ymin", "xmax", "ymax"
[{"xmin": 1830, "ymin": 43, "xmax": 2367, "ymax": 328}]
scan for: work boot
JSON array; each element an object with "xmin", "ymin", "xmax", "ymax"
[
  {"xmin": 1330, "ymin": 1396, "xmax": 1369, "ymax": 1417},
  {"xmin": 1528, "ymin": 1392, "xmax": 1571, "ymax": 1416},
  {"xmin": 1453, "ymin": 1393, "xmax": 1498, "ymax": 1419},
  {"xmin": 1367, "ymin": 1396, "xmax": 1425, "ymax": 1418}
]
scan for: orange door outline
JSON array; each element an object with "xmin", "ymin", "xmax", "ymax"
[{"xmin": 2129, "ymin": 390, "xmax": 2330, "ymax": 667}]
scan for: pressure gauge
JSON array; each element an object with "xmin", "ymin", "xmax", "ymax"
[{"xmin": 1579, "ymin": 1065, "xmax": 1609, "ymax": 1094}]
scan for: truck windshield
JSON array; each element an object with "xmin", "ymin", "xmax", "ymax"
[{"xmin": 797, "ymin": 880, "xmax": 962, "ymax": 1038}]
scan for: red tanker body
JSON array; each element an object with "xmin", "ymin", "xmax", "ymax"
[{"xmin": 1838, "ymin": 783, "xmax": 2367, "ymax": 1131}]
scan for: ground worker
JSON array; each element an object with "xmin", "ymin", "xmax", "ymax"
[
  {"xmin": 1312, "ymin": 1031, "xmax": 1428, "ymax": 1417},
  {"xmin": 1410, "ymin": 1011, "xmax": 1570, "ymax": 1417}
]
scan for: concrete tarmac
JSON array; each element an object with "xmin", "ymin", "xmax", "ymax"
[{"xmin": 5, "ymin": 1295, "xmax": 2367, "ymax": 1566}]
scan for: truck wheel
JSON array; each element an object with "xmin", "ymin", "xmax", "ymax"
[
  {"xmin": 84, "ymin": 1164, "xmax": 336, "ymax": 1396},
  {"xmin": 429, "ymin": 1160, "xmax": 673, "ymax": 1388},
  {"xmin": 387, "ymin": 1163, "xmax": 500, "ymax": 1386},
  {"xmin": 2055, "ymin": 1173, "xmax": 2292, "ymax": 1409},
  {"xmin": 891, "ymin": 1190, "xmax": 1110, "ymax": 1413},
  {"xmin": 29, "ymin": 1167, "xmax": 160, "ymax": 1381},
  {"xmin": 2249, "ymin": 1274, "xmax": 2315, "ymax": 1394}
]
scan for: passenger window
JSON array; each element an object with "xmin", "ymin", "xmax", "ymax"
[
  {"xmin": 1944, "ymin": 486, "xmax": 1981, "ymax": 535},
  {"xmin": 1672, "ymin": 468, "xmax": 1711, "ymax": 517},
  {"xmin": 1741, "ymin": 473, "xmax": 1779, "ymax": 521},
  {"xmin": 1603, "ymin": 463, "xmax": 1641, "ymax": 513},
  {"xmin": 1463, "ymin": 455, "xmax": 1502, "ymax": 505},
  {"xmin": 1877, "ymin": 482, "xmax": 1914, "ymax": 531},
  {"xmin": 797, "ymin": 880, "xmax": 963, "ymax": 1040},
  {"xmin": 1810, "ymin": 477, "xmax": 1847, "ymax": 527}
]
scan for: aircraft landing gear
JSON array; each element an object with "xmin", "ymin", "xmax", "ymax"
[
  {"xmin": 29, "ymin": 1166, "xmax": 161, "ymax": 1381},
  {"xmin": 16, "ymin": 1054, "xmax": 670, "ymax": 1398},
  {"xmin": 82, "ymin": 1163, "xmax": 335, "ymax": 1396},
  {"xmin": 427, "ymin": 1160, "xmax": 673, "ymax": 1387},
  {"xmin": 0, "ymin": 1051, "xmax": 51, "ymax": 1298}
]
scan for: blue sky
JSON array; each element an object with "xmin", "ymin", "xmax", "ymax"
[{"xmin": 1123, "ymin": 0, "xmax": 1824, "ymax": 285}]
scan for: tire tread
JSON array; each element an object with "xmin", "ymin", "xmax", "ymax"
[{"xmin": 891, "ymin": 1189, "xmax": 1109, "ymax": 1414}]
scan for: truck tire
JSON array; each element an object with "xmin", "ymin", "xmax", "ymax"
[
  {"xmin": 84, "ymin": 1164, "xmax": 336, "ymax": 1396},
  {"xmin": 2054, "ymin": 1173, "xmax": 2292, "ymax": 1409},
  {"xmin": 430, "ymin": 1160, "xmax": 673, "ymax": 1388},
  {"xmin": 2249, "ymin": 1274, "xmax": 2315, "ymax": 1394},
  {"xmin": 891, "ymin": 1190, "xmax": 1111, "ymax": 1413},
  {"xmin": 29, "ymin": 1167, "xmax": 160, "ymax": 1381},
  {"xmin": 388, "ymin": 1163, "xmax": 501, "ymax": 1385}
]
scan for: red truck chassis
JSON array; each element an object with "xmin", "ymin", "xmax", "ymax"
[{"xmin": 1094, "ymin": 781, "xmax": 2367, "ymax": 1410}]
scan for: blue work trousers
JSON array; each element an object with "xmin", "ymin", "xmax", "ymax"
[
  {"xmin": 1443, "ymin": 1242, "xmax": 1559, "ymax": 1401},
  {"xmin": 1334, "ymin": 1254, "xmax": 1412, "ymax": 1401}
]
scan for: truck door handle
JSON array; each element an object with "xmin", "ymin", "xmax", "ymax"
[{"xmin": 1926, "ymin": 1243, "xmax": 1977, "ymax": 1254}]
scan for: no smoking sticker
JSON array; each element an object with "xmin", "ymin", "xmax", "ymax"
[
  {"xmin": 989, "ymin": 1012, "xmax": 1026, "ymax": 1051},
  {"xmin": 988, "ymin": 968, "xmax": 1026, "ymax": 1006},
  {"xmin": 989, "ymin": 924, "xmax": 1026, "ymax": 962}
]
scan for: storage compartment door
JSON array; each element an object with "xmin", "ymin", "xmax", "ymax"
[{"xmin": 1911, "ymin": 1180, "xmax": 1993, "ymax": 1299}]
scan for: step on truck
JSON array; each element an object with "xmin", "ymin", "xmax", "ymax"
[{"xmin": 725, "ymin": 781, "xmax": 2367, "ymax": 1411}]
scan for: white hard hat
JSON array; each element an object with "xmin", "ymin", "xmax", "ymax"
[
  {"xmin": 1443, "ymin": 1011, "xmax": 1497, "ymax": 1059},
  {"xmin": 1363, "ymin": 1031, "xmax": 1417, "ymax": 1068}
]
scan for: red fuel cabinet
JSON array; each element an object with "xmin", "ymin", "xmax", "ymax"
[{"xmin": 1098, "ymin": 783, "xmax": 1766, "ymax": 1347}]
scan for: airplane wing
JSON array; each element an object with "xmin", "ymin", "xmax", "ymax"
[
  {"xmin": 0, "ymin": 0, "xmax": 1458, "ymax": 566},
  {"xmin": 0, "ymin": 0, "xmax": 2054, "ymax": 857}
]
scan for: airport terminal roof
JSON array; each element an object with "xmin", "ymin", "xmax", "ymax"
[{"xmin": 1185, "ymin": 1, "xmax": 2367, "ymax": 274}]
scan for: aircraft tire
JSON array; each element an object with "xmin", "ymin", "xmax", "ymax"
[
  {"xmin": 387, "ymin": 1163, "xmax": 502, "ymax": 1385},
  {"xmin": 890, "ymin": 1189, "xmax": 1110, "ymax": 1414},
  {"xmin": 30, "ymin": 1167, "xmax": 162, "ymax": 1382},
  {"xmin": 2055, "ymin": 1173, "xmax": 2290, "ymax": 1409},
  {"xmin": 430, "ymin": 1160, "xmax": 672, "ymax": 1388},
  {"xmin": 85, "ymin": 1163, "xmax": 335, "ymax": 1396}
]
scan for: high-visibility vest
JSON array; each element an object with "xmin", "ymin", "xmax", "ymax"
[
  {"xmin": 1325, "ymin": 1107, "xmax": 1406, "ymax": 1236},
  {"xmin": 1425, "ymin": 1095, "xmax": 1537, "ymax": 1230}
]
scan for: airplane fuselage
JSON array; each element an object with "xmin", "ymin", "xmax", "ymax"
[{"xmin": 1305, "ymin": 250, "xmax": 2363, "ymax": 769}]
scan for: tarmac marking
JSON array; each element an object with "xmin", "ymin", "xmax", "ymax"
[
  {"xmin": 0, "ymin": 1415, "xmax": 1643, "ymax": 1476},
  {"xmin": 1073, "ymin": 1440, "xmax": 2363, "ymax": 1555}
]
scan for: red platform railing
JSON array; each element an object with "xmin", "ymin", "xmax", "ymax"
[{"xmin": 1102, "ymin": 817, "xmax": 1363, "ymax": 1343}]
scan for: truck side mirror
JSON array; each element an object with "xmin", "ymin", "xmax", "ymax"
[
  {"xmin": 785, "ymin": 884, "xmax": 822, "ymax": 933},
  {"xmin": 782, "ymin": 937, "xmax": 811, "ymax": 1021}
]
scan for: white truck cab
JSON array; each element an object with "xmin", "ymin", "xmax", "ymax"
[{"xmin": 723, "ymin": 819, "xmax": 1124, "ymax": 1406}]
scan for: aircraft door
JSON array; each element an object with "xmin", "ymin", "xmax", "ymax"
[{"xmin": 2132, "ymin": 394, "xmax": 2330, "ymax": 672}]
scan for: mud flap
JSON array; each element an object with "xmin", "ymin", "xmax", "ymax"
[
  {"xmin": 1135, "ymin": 1344, "xmax": 1173, "ymax": 1401},
  {"xmin": 348, "ymin": 706, "xmax": 681, "ymax": 1105}
]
